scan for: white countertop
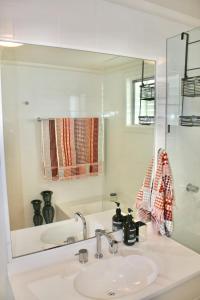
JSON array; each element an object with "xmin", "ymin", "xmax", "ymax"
[{"xmin": 8, "ymin": 224, "xmax": 200, "ymax": 300}]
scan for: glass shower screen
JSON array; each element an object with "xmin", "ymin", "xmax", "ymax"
[{"xmin": 166, "ymin": 27, "xmax": 200, "ymax": 254}]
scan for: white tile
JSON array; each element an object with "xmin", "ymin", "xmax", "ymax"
[
  {"xmin": 58, "ymin": 0, "xmax": 97, "ymax": 51},
  {"xmin": 0, "ymin": 0, "xmax": 60, "ymax": 45}
]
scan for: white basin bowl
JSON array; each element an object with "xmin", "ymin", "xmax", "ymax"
[
  {"xmin": 41, "ymin": 225, "xmax": 83, "ymax": 245},
  {"xmin": 74, "ymin": 255, "xmax": 158, "ymax": 299}
]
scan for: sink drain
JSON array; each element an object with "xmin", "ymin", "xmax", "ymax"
[{"xmin": 107, "ymin": 290, "xmax": 116, "ymax": 296}]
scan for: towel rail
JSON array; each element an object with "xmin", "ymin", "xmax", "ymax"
[{"xmin": 37, "ymin": 112, "xmax": 118, "ymax": 121}]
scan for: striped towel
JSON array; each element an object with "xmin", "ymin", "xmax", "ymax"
[
  {"xmin": 136, "ymin": 149, "xmax": 174, "ymax": 236},
  {"xmin": 136, "ymin": 158, "xmax": 154, "ymax": 223},
  {"xmin": 41, "ymin": 118, "xmax": 103, "ymax": 180}
]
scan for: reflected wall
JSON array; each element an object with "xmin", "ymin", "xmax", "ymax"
[{"xmin": 0, "ymin": 43, "xmax": 155, "ymax": 256}]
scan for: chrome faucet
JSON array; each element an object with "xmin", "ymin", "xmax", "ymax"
[
  {"xmin": 74, "ymin": 212, "xmax": 87, "ymax": 240},
  {"xmin": 95, "ymin": 229, "xmax": 118, "ymax": 259},
  {"xmin": 75, "ymin": 248, "xmax": 88, "ymax": 264},
  {"xmin": 186, "ymin": 183, "xmax": 199, "ymax": 193}
]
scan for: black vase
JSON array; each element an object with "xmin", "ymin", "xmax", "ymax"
[
  {"xmin": 31, "ymin": 199, "xmax": 43, "ymax": 226},
  {"xmin": 41, "ymin": 190, "xmax": 54, "ymax": 224}
]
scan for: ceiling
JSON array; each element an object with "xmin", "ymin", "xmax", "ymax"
[
  {"xmin": 0, "ymin": 44, "xmax": 154, "ymax": 72},
  {"xmin": 105, "ymin": 0, "xmax": 200, "ymax": 26},
  {"xmin": 146, "ymin": 0, "xmax": 200, "ymax": 19}
]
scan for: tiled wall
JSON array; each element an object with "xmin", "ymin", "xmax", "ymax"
[{"xmin": 2, "ymin": 62, "xmax": 104, "ymax": 230}]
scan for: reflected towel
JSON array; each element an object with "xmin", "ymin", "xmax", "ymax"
[
  {"xmin": 136, "ymin": 149, "xmax": 174, "ymax": 236},
  {"xmin": 41, "ymin": 118, "xmax": 103, "ymax": 180}
]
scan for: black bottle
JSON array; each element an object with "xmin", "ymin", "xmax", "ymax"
[
  {"xmin": 123, "ymin": 208, "xmax": 137, "ymax": 246},
  {"xmin": 135, "ymin": 221, "xmax": 146, "ymax": 242},
  {"xmin": 112, "ymin": 202, "xmax": 124, "ymax": 231}
]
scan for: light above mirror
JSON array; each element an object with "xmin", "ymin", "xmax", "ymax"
[{"xmin": 0, "ymin": 41, "xmax": 23, "ymax": 47}]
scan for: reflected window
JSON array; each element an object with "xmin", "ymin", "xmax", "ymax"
[{"xmin": 126, "ymin": 78, "xmax": 155, "ymax": 126}]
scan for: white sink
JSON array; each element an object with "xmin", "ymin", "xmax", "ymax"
[
  {"xmin": 41, "ymin": 225, "xmax": 83, "ymax": 245},
  {"xmin": 74, "ymin": 255, "xmax": 158, "ymax": 299}
]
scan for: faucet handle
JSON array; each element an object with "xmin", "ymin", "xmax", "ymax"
[
  {"xmin": 75, "ymin": 249, "xmax": 88, "ymax": 264},
  {"xmin": 74, "ymin": 212, "xmax": 81, "ymax": 222},
  {"xmin": 95, "ymin": 229, "xmax": 105, "ymax": 236},
  {"xmin": 109, "ymin": 240, "xmax": 118, "ymax": 255}
]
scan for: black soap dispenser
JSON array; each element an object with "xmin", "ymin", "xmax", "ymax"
[
  {"xmin": 112, "ymin": 202, "xmax": 124, "ymax": 231},
  {"xmin": 123, "ymin": 208, "xmax": 137, "ymax": 246}
]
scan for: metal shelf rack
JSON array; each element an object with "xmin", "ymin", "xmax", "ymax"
[
  {"xmin": 180, "ymin": 32, "xmax": 200, "ymax": 127},
  {"xmin": 138, "ymin": 60, "xmax": 155, "ymax": 125}
]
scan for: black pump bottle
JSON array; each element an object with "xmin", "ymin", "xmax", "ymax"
[
  {"xmin": 123, "ymin": 208, "xmax": 136, "ymax": 246},
  {"xmin": 112, "ymin": 202, "xmax": 124, "ymax": 231}
]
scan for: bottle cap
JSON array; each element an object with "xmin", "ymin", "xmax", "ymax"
[
  {"xmin": 115, "ymin": 202, "xmax": 122, "ymax": 215},
  {"xmin": 128, "ymin": 208, "xmax": 133, "ymax": 214},
  {"xmin": 110, "ymin": 192, "xmax": 117, "ymax": 197}
]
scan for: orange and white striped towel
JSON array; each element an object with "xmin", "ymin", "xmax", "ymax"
[
  {"xmin": 41, "ymin": 118, "xmax": 103, "ymax": 181},
  {"xmin": 136, "ymin": 149, "xmax": 174, "ymax": 236}
]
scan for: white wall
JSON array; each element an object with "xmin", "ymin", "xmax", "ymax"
[
  {"xmin": 104, "ymin": 63, "xmax": 154, "ymax": 210},
  {"xmin": 0, "ymin": 0, "xmax": 191, "ymax": 298},
  {"xmin": 2, "ymin": 63, "xmax": 104, "ymax": 230}
]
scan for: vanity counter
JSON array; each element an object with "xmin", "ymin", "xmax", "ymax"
[{"xmin": 8, "ymin": 224, "xmax": 200, "ymax": 300}]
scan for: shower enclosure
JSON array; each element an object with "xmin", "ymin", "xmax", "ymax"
[{"xmin": 167, "ymin": 26, "xmax": 200, "ymax": 254}]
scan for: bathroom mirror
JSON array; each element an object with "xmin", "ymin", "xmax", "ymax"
[{"xmin": 0, "ymin": 42, "xmax": 155, "ymax": 257}]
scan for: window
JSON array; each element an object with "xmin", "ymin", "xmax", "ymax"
[{"xmin": 126, "ymin": 78, "xmax": 155, "ymax": 126}]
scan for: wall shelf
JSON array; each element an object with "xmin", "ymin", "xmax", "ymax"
[
  {"xmin": 179, "ymin": 115, "xmax": 200, "ymax": 127},
  {"xmin": 139, "ymin": 116, "xmax": 154, "ymax": 125},
  {"xmin": 139, "ymin": 61, "xmax": 155, "ymax": 125},
  {"xmin": 179, "ymin": 32, "xmax": 200, "ymax": 127}
]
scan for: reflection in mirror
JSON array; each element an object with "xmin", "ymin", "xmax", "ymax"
[{"xmin": 0, "ymin": 42, "xmax": 155, "ymax": 257}]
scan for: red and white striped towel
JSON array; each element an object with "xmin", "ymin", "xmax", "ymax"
[
  {"xmin": 136, "ymin": 158, "xmax": 154, "ymax": 223},
  {"xmin": 136, "ymin": 149, "xmax": 174, "ymax": 236}
]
